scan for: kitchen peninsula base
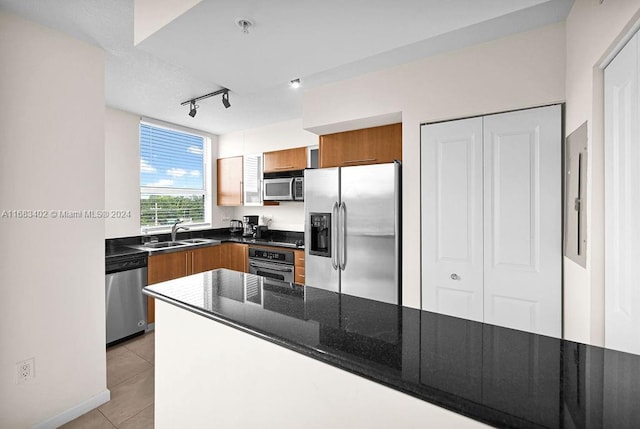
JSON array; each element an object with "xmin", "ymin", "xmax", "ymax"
[{"xmin": 154, "ymin": 300, "xmax": 486, "ymax": 429}]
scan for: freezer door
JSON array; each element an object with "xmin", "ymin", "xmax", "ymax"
[
  {"xmin": 304, "ymin": 168, "xmax": 340, "ymax": 292},
  {"xmin": 340, "ymin": 162, "xmax": 400, "ymax": 304}
]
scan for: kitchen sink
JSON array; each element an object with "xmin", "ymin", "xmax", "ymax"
[
  {"xmin": 178, "ymin": 238, "xmax": 212, "ymax": 244},
  {"xmin": 143, "ymin": 241, "xmax": 189, "ymax": 249}
]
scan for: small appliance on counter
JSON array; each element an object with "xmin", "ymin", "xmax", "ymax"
[
  {"xmin": 254, "ymin": 225, "xmax": 269, "ymax": 239},
  {"xmin": 243, "ymin": 215, "xmax": 259, "ymax": 237},
  {"xmin": 230, "ymin": 219, "xmax": 243, "ymax": 234}
]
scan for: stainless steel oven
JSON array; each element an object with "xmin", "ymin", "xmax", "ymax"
[{"xmin": 248, "ymin": 247, "xmax": 295, "ymax": 283}]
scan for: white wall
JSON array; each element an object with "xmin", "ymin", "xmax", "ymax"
[
  {"xmin": 564, "ymin": 1, "xmax": 640, "ymax": 346},
  {"xmin": 303, "ymin": 23, "xmax": 566, "ymax": 309},
  {"xmin": 105, "ymin": 107, "xmax": 141, "ymax": 238},
  {"xmin": 218, "ymin": 118, "xmax": 318, "ymax": 231},
  {"xmin": 0, "ymin": 10, "xmax": 108, "ymax": 428}
]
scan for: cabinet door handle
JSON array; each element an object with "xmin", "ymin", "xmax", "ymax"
[
  {"xmin": 450, "ymin": 273, "xmax": 459, "ymax": 280},
  {"xmin": 342, "ymin": 158, "xmax": 376, "ymax": 164},
  {"xmin": 274, "ymin": 166, "xmax": 294, "ymax": 170}
]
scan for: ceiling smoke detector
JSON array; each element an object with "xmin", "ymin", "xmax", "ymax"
[{"xmin": 235, "ymin": 18, "xmax": 254, "ymax": 35}]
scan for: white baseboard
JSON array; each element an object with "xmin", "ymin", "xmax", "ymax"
[{"xmin": 32, "ymin": 389, "xmax": 111, "ymax": 429}]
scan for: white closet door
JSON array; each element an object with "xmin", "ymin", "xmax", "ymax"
[
  {"xmin": 604, "ymin": 33, "xmax": 640, "ymax": 355},
  {"xmin": 482, "ymin": 105, "xmax": 562, "ymax": 337},
  {"xmin": 421, "ymin": 118, "xmax": 484, "ymax": 321}
]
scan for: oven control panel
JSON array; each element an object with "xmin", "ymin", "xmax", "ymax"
[{"xmin": 248, "ymin": 248, "xmax": 295, "ymax": 264}]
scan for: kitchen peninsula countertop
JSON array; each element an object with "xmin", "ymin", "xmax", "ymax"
[{"xmin": 144, "ymin": 269, "xmax": 640, "ymax": 428}]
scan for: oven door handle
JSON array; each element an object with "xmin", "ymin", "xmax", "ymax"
[{"xmin": 248, "ymin": 261, "xmax": 293, "ymax": 272}]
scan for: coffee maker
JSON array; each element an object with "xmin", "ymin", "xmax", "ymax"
[{"xmin": 242, "ymin": 215, "xmax": 259, "ymax": 237}]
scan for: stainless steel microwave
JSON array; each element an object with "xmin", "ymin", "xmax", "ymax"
[{"xmin": 263, "ymin": 177, "xmax": 304, "ymax": 201}]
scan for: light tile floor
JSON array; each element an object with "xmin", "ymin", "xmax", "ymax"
[{"xmin": 61, "ymin": 332, "xmax": 155, "ymax": 429}]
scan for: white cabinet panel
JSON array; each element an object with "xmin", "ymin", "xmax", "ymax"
[
  {"xmin": 421, "ymin": 118, "xmax": 484, "ymax": 322},
  {"xmin": 604, "ymin": 32, "xmax": 640, "ymax": 355}
]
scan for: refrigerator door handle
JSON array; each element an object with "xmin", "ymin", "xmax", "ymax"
[
  {"xmin": 331, "ymin": 201, "xmax": 339, "ymax": 270},
  {"xmin": 339, "ymin": 202, "xmax": 347, "ymax": 270}
]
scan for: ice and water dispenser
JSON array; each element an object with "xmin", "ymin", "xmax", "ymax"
[{"xmin": 309, "ymin": 213, "xmax": 331, "ymax": 257}]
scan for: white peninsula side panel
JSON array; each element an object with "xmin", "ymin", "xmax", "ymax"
[{"xmin": 154, "ymin": 301, "xmax": 489, "ymax": 429}]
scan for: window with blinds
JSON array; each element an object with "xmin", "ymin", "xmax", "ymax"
[{"xmin": 139, "ymin": 122, "xmax": 209, "ymax": 230}]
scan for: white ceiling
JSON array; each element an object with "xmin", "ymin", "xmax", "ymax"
[{"xmin": 0, "ymin": 0, "xmax": 573, "ymax": 135}]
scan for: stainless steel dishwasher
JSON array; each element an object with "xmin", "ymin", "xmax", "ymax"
[{"xmin": 105, "ymin": 253, "xmax": 148, "ymax": 346}]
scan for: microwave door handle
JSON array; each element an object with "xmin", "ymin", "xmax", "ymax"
[{"xmin": 331, "ymin": 202, "xmax": 339, "ymax": 270}]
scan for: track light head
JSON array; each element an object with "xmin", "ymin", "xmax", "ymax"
[
  {"xmin": 222, "ymin": 91, "xmax": 230, "ymax": 109},
  {"xmin": 188, "ymin": 100, "xmax": 197, "ymax": 117}
]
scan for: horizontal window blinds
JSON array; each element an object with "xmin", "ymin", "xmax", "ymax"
[
  {"xmin": 140, "ymin": 123, "xmax": 206, "ymax": 227},
  {"xmin": 140, "ymin": 123, "xmax": 204, "ymax": 190}
]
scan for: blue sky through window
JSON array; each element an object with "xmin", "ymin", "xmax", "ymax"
[{"xmin": 140, "ymin": 124, "xmax": 204, "ymax": 189}]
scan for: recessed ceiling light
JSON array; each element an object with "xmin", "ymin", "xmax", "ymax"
[
  {"xmin": 236, "ymin": 18, "xmax": 254, "ymax": 35},
  {"xmin": 290, "ymin": 79, "xmax": 301, "ymax": 89}
]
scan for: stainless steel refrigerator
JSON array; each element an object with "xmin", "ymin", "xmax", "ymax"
[{"xmin": 304, "ymin": 161, "xmax": 401, "ymax": 304}]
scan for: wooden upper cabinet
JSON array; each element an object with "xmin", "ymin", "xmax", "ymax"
[
  {"xmin": 319, "ymin": 123, "xmax": 402, "ymax": 168},
  {"xmin": 263, "ymin": 147, "xmax": 307, "ymax": 173},
  {"xmin": 217, "ymin": 156, "xmax": 243, "ymax": 206}
]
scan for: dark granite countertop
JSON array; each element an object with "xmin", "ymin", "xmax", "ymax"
[
  {"xmin": 105, "ymin": 228, "xmax": 303, "ymax": 259},
  {"xmin": 144, "ymin": 269, "xmax": 640, "ymax": 428}
]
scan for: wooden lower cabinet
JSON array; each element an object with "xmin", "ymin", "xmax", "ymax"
[
  {"xmin": 192, "ymin": 245, "xmax": 221, "ymax": 274},
  {"xmin": 221, "ymin": 243, "xmax": 248, "ymax": 273},
  {"xmin": 294, "ymin": 249, "xmax": 305, "ymax": 285},
  {"xmin": 147, "ymin": 245, "xmax": 222, "ymax": 324}
]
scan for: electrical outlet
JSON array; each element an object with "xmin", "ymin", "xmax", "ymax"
[
  {"xmin": 16, "ymin": 358, "xmax": 35, "ymax": 384},
  {"xmin": 221, "ymin": 216, "xmax": 231, "ymax": 222}
]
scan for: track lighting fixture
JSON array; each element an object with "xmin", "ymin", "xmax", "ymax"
[
  {"xmin": 188, "ymin": 100, "xmax": 198, "ymax": 117},
  {"xmin": 180, "ymin": 88, "xmax": 230, "ymax": 117},
  {"xmin": 290, "ymin": 78, "xmax": 301, "ymax": 89},
  {"xmin": 222, "ymin": 91, "xmax": 231, "ymax": 109}
]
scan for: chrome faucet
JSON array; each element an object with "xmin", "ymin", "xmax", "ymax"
[{"xmin": 171, "ymin": 220, "xmax": 190, "ymax": 242}]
